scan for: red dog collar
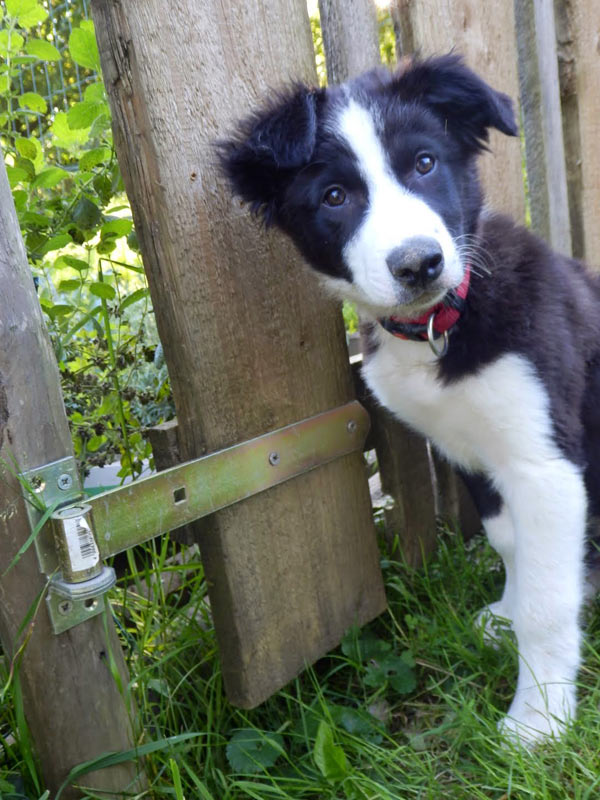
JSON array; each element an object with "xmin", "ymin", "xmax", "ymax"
[{"xmin": 379, "ymin": 264, "xmax": 471, "ymax": 356}]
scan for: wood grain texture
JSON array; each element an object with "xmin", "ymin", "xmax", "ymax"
[
  {"xmin": 0, "ymin": 163, "xmax": 141, "ymax": 796},
  {"xmin": 554, "ymin": 0, "xmax": 585, "ymax": 260},
  {"xmin": 92, "ymin": 0, "xmax": 386, "ymax": 708},
  {"xmin": 514, "ymin": 0, "xmax": 572, "ymax": 255},
  {"xmin": 318, "ymin": 0, "xmax": 381, "ymax": 83},
  {"xmin": 563, "ymin": 0, "xmax": 600, "ymax": 268},
  {"xmin": 319, "ymin": 3, "xmax": 442, "ymax": 564},
  {"xmin": 392, "ymin": 0, "xmax": 526, "ymax": 222}
]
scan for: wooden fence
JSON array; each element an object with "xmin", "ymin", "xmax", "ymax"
[{"xmin": 0, "ymin": 0, "xmax": 598, "ymax": 795}]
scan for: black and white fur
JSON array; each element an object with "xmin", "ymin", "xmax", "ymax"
[{"xmin": 220, "ymin": 55, "xmax": 600, "ymax": 744}]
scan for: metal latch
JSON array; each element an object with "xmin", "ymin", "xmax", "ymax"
[{"xmin": 20, "ymin": 400, "xmax": 370, "ymax": 634}]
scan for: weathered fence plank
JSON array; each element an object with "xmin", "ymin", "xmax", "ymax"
[
  {"xmin": 92, "ymin": 0, "xmax": 386, "ymax": 708},
  {"xmin": 514, "ymin": 0, "xmax": 572, "ymax": 255},
  {"xmin": 560, "ymin": 0, "xmax": 600, "ymax": 268},
  {"xmin": 0, "ymin": 164, "xmax": 141, "ymax": 795},
  {"xmin": 392, "ymin": 0, "xmax": 526, "ymax": 222},
  {"xmin": 318, "ymin": 0, "xmax": 440, "ymax": 563},
  {"xmin": 318, "ymin": 0, "xmax": 381, "ymax": 83},
  {"xmin": 554, "ymin": 0, "xmax": 585, "ymax": 260}
]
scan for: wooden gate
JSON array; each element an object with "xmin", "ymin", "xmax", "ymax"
[{"xmin": 0, "ymin": 0, "xmax": 598, "ymax": 795}]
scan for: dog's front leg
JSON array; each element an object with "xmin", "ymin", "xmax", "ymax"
[{"xmin": 498, "ymin": 459, "xmax": 586, "ymax": 744}]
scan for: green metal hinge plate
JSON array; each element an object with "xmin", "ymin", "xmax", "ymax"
[
  {"xmin": 93, "ymin": 400, "xmax": 370, "ymax": 558},
  {"xmin": 20, "ymin": 401, "xmax": 370, "ymax": 633}
]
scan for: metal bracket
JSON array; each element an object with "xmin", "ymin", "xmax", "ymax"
[
  {"xmin": 20, "ymin": 401, "xmax": 370, "ymax": 634},
  {"xmin": 19, "ymin": 457, "xmax": 114, "ymax": 632},
  {"xmin": 47, "ymin": 567, "xmax": 117, "ymax": 635}
]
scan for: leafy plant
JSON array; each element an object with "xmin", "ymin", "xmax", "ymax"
[
  {"xmin": 225, "ymin": 728, "xmax": 285, "ymax": 774},
  {"xmin": 341, "ymin": 625, "xmax": 417, "ymax": 695},
  {"xmin": 0, "ymin": 4, "xmax": 174, "ymax": 482}
]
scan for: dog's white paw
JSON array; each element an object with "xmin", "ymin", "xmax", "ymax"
[
  {"xmin": 498, "ymin": 684, "xmax": 575, "ymax": 747},
  {"xmin": 474, "ymin": 601, "xmax": 512, "ymax": 647}
]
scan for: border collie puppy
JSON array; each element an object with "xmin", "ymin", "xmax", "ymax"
[{"xmin": 220, "ymin": 54, "xmax": 600, "ymax": 744}]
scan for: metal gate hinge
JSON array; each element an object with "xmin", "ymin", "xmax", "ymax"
[
  {"xmin": 19, "ymin": 401, "xmax": 370, "ymax": 635},
  {"xmin": 20, "ymin": 456, "xmax": 115, "ymax": 634}
]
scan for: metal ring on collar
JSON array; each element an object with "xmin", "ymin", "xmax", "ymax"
[{"xmin": 427, "ymin": 313, "xmax": 449, "ymax": 358}]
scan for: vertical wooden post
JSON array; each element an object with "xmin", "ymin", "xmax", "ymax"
[
  {"xmin": 554, "ymin": 0, "xmax": 585, "ymax": 260},
  {"xmin": 92, "ymin": 0, "xmax": 386, "ymax": 709},
  {"xmin": 392, "ymin": 0, "xmax": 525, "ymax": 222},
  {"xmin": 514, "ymin": 0, "xmax": 572, "ymax": 254},
  {"xmin": 318, "ymin": 0, "xmax": 381, "ymax": 83},
  {"xmin": 557, "ymin": 0, "xmax": 600, "ymax": 268},
  {"xmin": 319, "ymin": 1, "xmax": 439, "ymax": 563},
  {"xmin": 0, "ymin": 166, "xmax": 141, "ymax": 795}
]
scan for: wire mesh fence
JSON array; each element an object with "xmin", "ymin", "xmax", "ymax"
[{"xmin": 2, "ymin": 0, "xmax": 97, "ymax": 144}]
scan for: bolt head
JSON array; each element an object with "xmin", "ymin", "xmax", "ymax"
[
  {"xmin": 57, "ymin": 473, "xmax": 73, "ymax": 491},
  {"xmin": 269, "ymin": 451, "xmax": 281, "ymax": 466},
  {"xmin": 58, "ymin": 599, "xmax": 73, "ymax": 615},
  {"xmin": 347, "ymin": 420, "xmax": 357, "ymax": 434}
]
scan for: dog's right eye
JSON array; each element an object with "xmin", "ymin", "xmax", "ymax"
[{"xmin": 322, "ymin": 186, "xmax": 347, "ymax": 207}]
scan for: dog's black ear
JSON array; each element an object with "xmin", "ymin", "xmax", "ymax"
[
  {"xmin": 219, "ymin": 86, "xmax": 320, "ymax": 225},
  {"xmin": 394, "ymin": 54, "xmax": 518, "ymax": 151}
]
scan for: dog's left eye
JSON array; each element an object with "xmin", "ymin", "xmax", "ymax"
[
  {"xmin": 322, "ymin": 186, "xmax": 347, "ymax": 207},
  {"xmin": 415, "ymin": 153, "xmax": 435, "ymax": 175}
]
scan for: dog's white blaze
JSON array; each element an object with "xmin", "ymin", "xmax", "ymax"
[
  {"xmin": 335, "ymin": 101, "xmax": 463, "ymax": 311},
  {"xmin": 364, "ymin": 335, "xmax": 584, "ymax": 741}
]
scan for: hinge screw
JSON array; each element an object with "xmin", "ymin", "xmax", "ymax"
[
  {"xmin": 269, "ymin": 451, "xmax": 281, "ymax": 466},
  {"xmin": 58, "ymin": 599, "xmax": 73, "ymax": 615},
  {"xmin": 57, "ymin": 473, "xmax": 73, "ymax": 491},
  {"xmin": 347, "ymin": 420, "xmax": 357, "ymax": 434}
]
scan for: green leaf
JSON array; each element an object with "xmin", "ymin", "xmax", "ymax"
[
  {"xmin": 50, "ymin": 111, "xmax": 89, "ymax": 151},
  {"xmin": 313, "ymin": 721, "xmax": 349, "ymax": 783},
  {"xmin": 32, "ymin": 167, "xmax": 69, "ymax": 188},
  {"xmin": 6, "ymin": 165, "xmax": 29, "ymax": 186},
  {"xmin": 16, "ymin": 3, "xmax": 47, "ymax": 27},
  {"xmin": 24, "ymin": 39, "xmax": 61, "ymax": 61},
  {"xmin": 22, "ymin": 210, "xmax": 51, "ymax": 227},
  {"xmin": 67, "ymin": 100, "xmax": 103, "ymax": 130},
  {"xmin": 58, "ymin": 279, "xmax": 80, "ymax": 293},
  {"xmin": 18, "ymin": 91, "xmax": 47, "ymax": 113},
  {"xmin": 15, "ymin": 136, "xmax": 37, "ymax": 160},
  {"xmin": 363, "ymin": 651, "xmax": 417, "ymax": 695},
  {"xmin": 84, "ymin": 81, "xmax": 105, "ymax": 103},
  {"xmin": 72, "ymin": 196, "xmax": 102, "ymax": 229},
  {"xmin": 0, "ymin": 30, "xmax": 24, "ymax": 56},
  {"xmin": 90, "ymin": 282, "xmax": 116, "ymax": 300},
  {"xmin": 329, "ymin": 705, "xmax": 384, "ymax": 745},
  {"xmin": 101, "ymin": 218, "xmax": 132, "ymax": 238},
  {"xmin": 79, "ymin": 146, "xmax": 110, "ymax": 171},
  {"xmin": 59, "ymin": 255, "xmax": 89, "ymax": 272},
  {"xmin": 86, "ymin": 434, "xmax": 106, "ymax": 452},
  {"xmin": 68, "ymin": 24, "xmax": 100, "ymax": 72},
  {"xmin": 12, "ymin": 189, "xmax": 27, "ymax": 210},
  {"xmin": 341, "ymin": 627, "xmax": 391, "ymax": 663},
  {"xmin": 38, "ymin": 233, "xmax": 72, "ymax": 255},
  {"xmin": 6, "ymin": 0, "xmax": 37, "ymax": 18},
  {"xmin": 45, "ymin": 303, "xmax": 73, "ymax": 320},
  {"xmin": 11, "ymin": 55, "xmax": 37, "ymax": 65},
  {"xmin": 225, "ymin": 729, "xmax": 284, "ymax": 774},
  {"xmin": 14, "ymin": 156, "xmax": 35, "ymax": 181},
  {"xmin": 119, "ymin": 287, "xmax": 149, "ymax": 313}
]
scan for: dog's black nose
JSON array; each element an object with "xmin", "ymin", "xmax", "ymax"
[{"xmin": 386, "ymin": 237, "xmax": 444, "ymax": 286}]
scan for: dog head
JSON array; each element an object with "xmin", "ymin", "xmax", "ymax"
[{"xmin": 219, "ymin": 55, "xmax": 518, "ymax": 319}]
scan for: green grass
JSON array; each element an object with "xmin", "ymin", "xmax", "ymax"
[{"xmin": 2, "ymin": 528, "xmax": 600, "ymax": 799}]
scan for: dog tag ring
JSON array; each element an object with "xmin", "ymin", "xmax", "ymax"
[{"xmin": 427, "ymin": 313, "xmax": 449, "ymax": 358}]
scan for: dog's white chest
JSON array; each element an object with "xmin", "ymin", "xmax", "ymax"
[{"xmin": 361, "ymin": 332, "xmax": 556, "ymax": 474}]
